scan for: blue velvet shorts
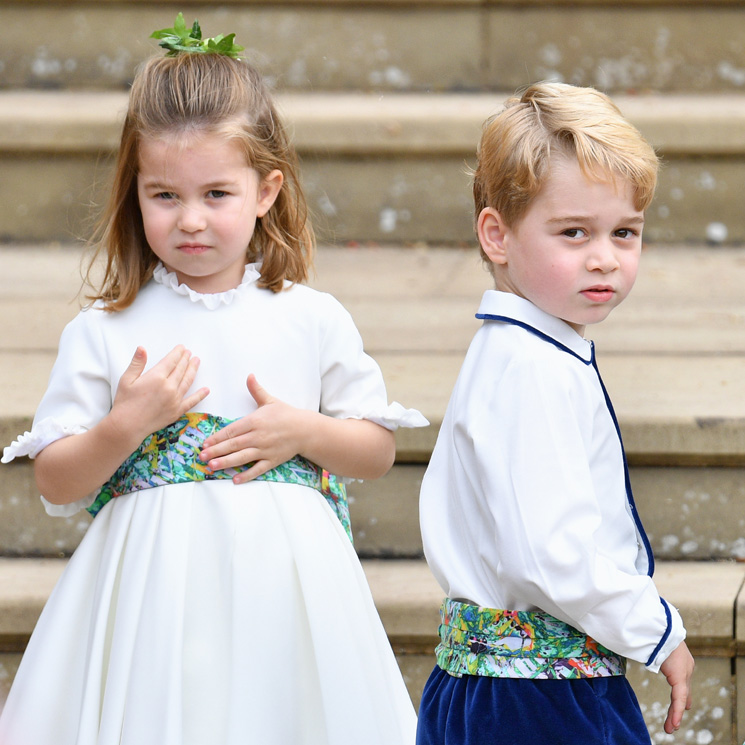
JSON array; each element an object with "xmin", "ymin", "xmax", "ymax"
[{"xmin": 416, "ymin": 665, "xmax": 652, "ymax": 745}]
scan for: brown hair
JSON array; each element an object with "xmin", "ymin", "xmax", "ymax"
[
  {"xmin": 473, "ymin": 82, "xmax": 659, "ymax": 258},
  {"xmin": 87, "ymin": 53, "xmax": 313, "ymax": 311}
]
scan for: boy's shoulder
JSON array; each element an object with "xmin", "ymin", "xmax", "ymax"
[{"xmin": 474, "ymin": 290, "xmax": 593, "ymax": 363}]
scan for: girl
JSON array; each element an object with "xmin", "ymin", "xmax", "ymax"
[{"xmin": 1, "ymin": 17, "xmax": 424, "ymax": 745}]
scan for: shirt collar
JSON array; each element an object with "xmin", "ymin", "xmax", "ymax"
[{"xmin": 476, "ymin": 291, "xmax": 593, "ymax": 363}]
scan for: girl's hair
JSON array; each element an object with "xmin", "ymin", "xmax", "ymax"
[
  {"xmin": 473, "ymin": 82, "xmax": 659, "ymax": 235},
  {"xmin": 88, "ymin": 53, "xmax": 314, "ymax": 311}
]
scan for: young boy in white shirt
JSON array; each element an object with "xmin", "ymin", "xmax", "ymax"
[{"xmin": 417, "ymin": 82, "xmax": 694, "ymax": 745}]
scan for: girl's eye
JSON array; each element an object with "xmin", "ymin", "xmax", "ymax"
[
  {"xmin": 156, "ymin": 192, "xmax": 177, "ymax": 201},
  {"xmin": 207, "ymin": 190, "xmax": 228, "ymax": 199}
]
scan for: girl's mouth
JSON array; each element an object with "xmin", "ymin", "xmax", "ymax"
[{"xmin": 178, "ymin": 244, "xmax": 211, "ymax": 255}]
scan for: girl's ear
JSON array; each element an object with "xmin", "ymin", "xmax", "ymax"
[
  {"xmin": 256, "ymin": 169, "xmax": 284, "ymax": 217},
  {"xmin": 477, "ymin": 207, "xmax": 509, "ymax": 265}
]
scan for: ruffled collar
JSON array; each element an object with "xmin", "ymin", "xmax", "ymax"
[{"xmin": 152, "ymin": 262, "xmax": 262, "ymax": 310}]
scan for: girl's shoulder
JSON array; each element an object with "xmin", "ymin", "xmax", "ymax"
[{"xmin": 270, "ymin": 281, "xmax": 353, "ymax": 317}]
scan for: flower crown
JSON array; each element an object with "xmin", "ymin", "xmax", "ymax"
[{"xmin": 151, "ymin": 13, "xmax": 244, "ymax": 59}]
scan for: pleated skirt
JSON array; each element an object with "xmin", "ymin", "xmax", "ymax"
[{"xmin": 0, "ymin": 480, "xmax": 416, "ymax": 745}]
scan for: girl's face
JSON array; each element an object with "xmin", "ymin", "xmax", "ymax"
[
  {"xmin": 479, "ymin": 155, "xmax": 644, "ymax": 336},
  {"xmin": 137, "ymin": 132, "xmax": 282, "ymax": 294}
]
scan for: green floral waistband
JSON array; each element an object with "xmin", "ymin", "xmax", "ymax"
[
  {"xmin": 89, "ymin": 412, "xmax": 351, "ymax": 542},
  {"xmin": 436, "ymin": 598, "xmax": 625, "ymax": 679}
]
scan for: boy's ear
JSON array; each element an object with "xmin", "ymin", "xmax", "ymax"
[
  {"xmin": 477, "ymin": 207, "xmax": 509, "ymax": 265},
  {"xmin": 256, "ymin": 169, "xmax": 284, "ymax": 217}
]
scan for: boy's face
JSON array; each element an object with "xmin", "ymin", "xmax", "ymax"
[{"xmin": 481, "ymin": 155, "xmax": 644, "ymax": 336}]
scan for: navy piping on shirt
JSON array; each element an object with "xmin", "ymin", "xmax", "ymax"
[{"xmin": 477, "ymin": 313, "xmax": 670, "ymax": 666}]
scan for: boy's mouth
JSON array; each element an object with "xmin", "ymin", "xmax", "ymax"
[{"xmin": 581, "ymin": 286, "xmax": 614, "ymax": 302}]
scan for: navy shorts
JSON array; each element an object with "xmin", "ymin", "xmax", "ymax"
[{"xmin": 416, "ymin": 666, "xmax": 652, "ymax": 745}]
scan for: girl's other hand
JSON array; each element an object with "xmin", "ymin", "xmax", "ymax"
[
  {"xmin": 200, "ymin": 374, "xmax": 395, "ymax": 483},
  {"xmin": 200, "ymin": 374, "xmax": 307, "ymax": 483},
  {"xmin": 110, "ymin": 346, "xmax": 210, "ymax": 446}
]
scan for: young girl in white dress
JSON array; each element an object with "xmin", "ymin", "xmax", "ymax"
[{"xmin": 0, "ymin": 16, "xmax": 424, "ymax": 745}]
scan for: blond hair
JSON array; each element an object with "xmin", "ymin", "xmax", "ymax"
[
  {"xmin": 473, "ymin": 82, "xmax": 659, "ymax": 254},
  {"xmin": 88, "ymin": 53, "xmax": 313, "ymax": 311}
]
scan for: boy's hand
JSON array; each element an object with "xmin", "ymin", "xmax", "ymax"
[
  {"xmin": 200, "ymin": 374, "xmax": 308, "ymax": 483},
  {"xmin": 659, "ymin": 640, "xmax": 694, "ymax": 734},
  {"xmin": 111, "ymin": 346, "xmax": 209, "ymax": 444}
]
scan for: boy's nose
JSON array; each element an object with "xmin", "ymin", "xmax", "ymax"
[{"xmin": 588, "ymin": 240, "xmax": 620, "ymax": 272}]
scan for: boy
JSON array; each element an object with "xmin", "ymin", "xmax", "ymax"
[{"xmin": 417, "ymin": 83, "xmax": 694, "ymax": 744}]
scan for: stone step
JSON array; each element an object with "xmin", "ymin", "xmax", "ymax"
[
  {"xmin": 5, "ymin": 458, "xmax": 745, "ymax": 563},
  {"xmin": 2, "ymin": 90, "xmax": 745, "ymax": 244},
  {"xmin": 0, "ymin": 557, "xmax": 742, "ymax": 743},
  {"xmin": 2, "ymin": 243, "xmax": 745, "ymax": 560},
  {"xmin": 3, "ymin": 0, "xmax": 745, "ymax": 95}
]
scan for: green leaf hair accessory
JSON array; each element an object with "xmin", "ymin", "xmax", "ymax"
[{"xmin": 150, "ymin": 13, "xmax": 244, "ymax": 59}]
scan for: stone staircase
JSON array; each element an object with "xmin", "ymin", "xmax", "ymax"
[{"xmin": 3, "ymin": 0, "xmax": 745, "ymax": 743}]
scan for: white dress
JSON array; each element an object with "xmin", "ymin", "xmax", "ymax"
[{"xmin": 1, "ymin": 263, "xmax": 425, "ymax": 745}]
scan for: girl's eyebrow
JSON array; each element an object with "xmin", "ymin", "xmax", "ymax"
[{"xmin": 139, "ymin": 178, "xmax": 239, "ymax": 190}]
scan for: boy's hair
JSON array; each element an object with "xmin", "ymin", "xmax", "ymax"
[
  {"xmin": 473, "ymin": 82, "xmax": 659, "ymax": 256},
  {"xmin": 88, "ymin": 53, "xmax": 314, "ymax": 311}
]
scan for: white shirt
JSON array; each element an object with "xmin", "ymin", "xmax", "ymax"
[{"xmin": 420, "ymin": 291, "xmax": 685, "ymax": 672}]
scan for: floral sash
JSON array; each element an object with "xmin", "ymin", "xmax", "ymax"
[
  {"xmin": 436, "ymin": 598, "xmax": 625, "ymax": 679},
  {"xmin": 89, "ymin": 412, "xmax": 352, "ymax": 541}
]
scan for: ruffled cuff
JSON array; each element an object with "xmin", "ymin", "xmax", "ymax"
[
  {"xmin": 41, "ymin": 492, "xmax": 96, "ymax": 518},
  {"xmin": 2, "ymin": 418, "xmax": 94, "ymax": 517},
  {"xmin": 361, "ymin": 401, "xmax": 429, "ymax": 431},
  {"xmin": 2, "ymin": 417, "xmax": 87, "ymax": 463}
]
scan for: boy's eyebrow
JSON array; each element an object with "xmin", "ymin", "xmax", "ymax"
[{"xmin": 547, "ymin": 215, "xmax": 646, "ymax": 225}]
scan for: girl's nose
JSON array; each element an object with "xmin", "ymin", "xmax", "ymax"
[{"xmin": 177, "ymin": 205, "xmax": 207, "ymax": 233}]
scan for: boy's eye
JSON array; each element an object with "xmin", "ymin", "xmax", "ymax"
[
  {"xmin": 615, "ymin": 228, "xmax": 637, "ymax": 239},
  {"xmin": 563, "ymin": 228, "xmax": 585, "ymax": 239}
]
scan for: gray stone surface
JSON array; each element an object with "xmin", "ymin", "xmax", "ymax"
[
  {"xmin": 0, "ymin": 5, "xmax": 481, "ymax": 92},
  {"xmin": 4, "ymin": 90, "xmax": 745, "ymax": 243},
  {"xmin": 3, "ymin": 4, "xmax": 745, "ymax": 94}
]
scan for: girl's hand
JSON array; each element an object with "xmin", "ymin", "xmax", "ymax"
[
  {"xmin": 36, "ymin": 345, "xmax": 209, "ymax": 505},
  {"xmin": 200, "ymin": 375, "xmax": 395, "ymax": 483},
  {"xmin": 200, "ymin": 374, "xmax": 308, "ymax": 483},
  {"xmin": 110, "ymin": 345, "xmax": 210, "ymax": 446}
]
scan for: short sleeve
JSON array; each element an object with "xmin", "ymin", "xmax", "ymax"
[
  {"xmin": 2, "ymin": 307, "xmax": 113, "ymax": 515},
  {"xmin": 317, "ymin": 295, "xmax": 427, "ymax": 430}
]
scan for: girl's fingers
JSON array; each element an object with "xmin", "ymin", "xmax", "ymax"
[
  {"xmin": 166, "ymin": 348, "xmax": 193, "ymax": 381},
  {"xmin": 152, "ymin": 345, "xmax": 186, "ymax": 373},
  {"xmin": 182, "ymin": 386, "xmax": 210, "ymax": 413},
  {"xmin": 201, "ymin": 432, "xmax": 252, "ymax": 462},
  {"xmin": 206, "ymin": 448, "xmax": 261, "ymax": 474},
  {"xmin": 176, "ymin": 356, "xmax": 201, "ymax": 394},
  {"xmin": 232, "ymin": 460, "xmax": 271, "ymax": 484},
  {"xmin": 119, "ymin": 346, "xmax": 148, "ymax": 386},
  {"xmin": 203, "ymin": 418, "xmax": 250, "ymax": 448}
]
